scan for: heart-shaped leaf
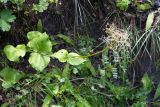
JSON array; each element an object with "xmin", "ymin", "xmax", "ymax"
[
  {"xmin": 52, "ymin": 50, "xmax": 86, "ymax": 65},
  {"xmin": 52, "ymin": 49, "xmax": 68, "ymax": 62},
  {"xmin": 68, "ymin": 52, "xmax": 86, "ymax": 65},
  {"xmin": 29, "ymin": 52, "xmax": 50, "ymax": 71},
  {"xmin": 15, "ymin": 44, "xmax": 26, "ymax": 57},
  {"xmin": 4, "ymin": 44, "xmax": 26, "ymax": 62}
]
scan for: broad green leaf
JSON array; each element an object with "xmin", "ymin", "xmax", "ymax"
[
  {"xmin": 4, "ymin": 45, "xmax": 18, "ymax": 62},
  {"xmin": 29, "ymin": 52, "xmax": 50, "ymax": 71},
  {"xmin": 32, "ymin": 0, "xmax": 49, "ymax": 12},
  {"xmin": 154, "ymin": 84, "xmax": 160, "ymax": 100},
  {"xmin": 52, "ymin": 50, "xmax": 86, "ymax": 65},
  {"xmin": 0, "ymin": 68, "xmax": 24, "ymax": 89},
  {"xmin": 4, "ymin": 44, "xmax": 26, "ymax": 62},
  {"xmin": 68, "ymin": 52, "xmax": 86, "ymax": 65},
  {"xmin": 57, "ymin": 34, "xmax": 75, "ymax": 46},
  {"xmin": 15, "ymin": 44, "xmax": 26, "ymax": 57},
  {"xmin": 0, "ymin": 10, "xmax": 16, "ymax": 22},
  {"xmin": 27, "ymin": 31, "xmax": 43, "ymax": 40},
  {"xmin": 0, "ymin": 9, "xmax": 16, "ymax": 31},
  {"xmin": 145, "ymin": 12, "xmax": 154, "ymax": 31},
  {"xmin": 27, "ymin": 31, "xmax": 52, "ymax": 54},
  {"xmin": 52, "ymin": 49, "xmax": 68, "ymax": 62},
  {"xmin": 116, "ymin": 0, "xmax": 130, "ymax": 11},
  {"xmin": 141, "ymin": 73, "xmax": 153, "ymax": 91},
  {"xmin": 0, "ymin": 19, "xmax": 11, "ymax": 31}
]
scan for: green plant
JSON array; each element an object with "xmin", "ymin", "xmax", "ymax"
[
  {"xmin": 78, "ymin": 35, "xmax": 95, "ymax": 55},
  {"xmin": 0, "ymin": 61, "xmax": 93, "ymax": 106},
  {"xmin": 1, "ymin": 31, "xmax": 89, "ymax": 106},
  {"xmin": 145, "ymin": 11, "xmax": 154, "ymax": 31},
  {"xmin": 1, "ymin": 0, "xmax": 160, "ymax": 106},
  {"xmin": 0, "ymin": 67, "xmax": 24, "ymax": 89},
  {"xmin": 102, "ymin": 23, "xmax": 131, "ymax": 81},
  {"xmin": 131, "ymin": 27, "xmax": 160, "ymax": 60},
  {"xmin": 135, "ymin": 0, "xmax": 152, "ymax": 11},
  {"xmin": 32, "ymin": 0, "xmax": 58, "ymax": 12},
  {"xmin": 4, "ymin": 31, "xmax": 86, "ymax": 71},
  {"xmin": 116, "ymin": 0, "xmax": 131, "ymax": 11},
  {"xmin": 0, "ymin": 9, "xmax": 16, "ymax": 31},
  {"xmin": 116, "ymin": 0, "xmax": 153, "ymax": 11},
  {"xmin": 144, "ymin": 7, "xmax": 160, "ymax": 31}
]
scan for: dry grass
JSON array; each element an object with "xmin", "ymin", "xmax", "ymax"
[{"xmin": 101, "ymin": 23, "xmax": 131, "ymax": 51}]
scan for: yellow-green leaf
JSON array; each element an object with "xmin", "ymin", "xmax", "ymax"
[
  {"xmin": 29, "ymin": 52, "xmax": 50, "ymax": 71},
  {"xmin": 52, "ymin": 49, "xmax": 68, "ymax": 62},
  {"xmin": 146, "ymin": 12, "xmax": 154, "ymax": 31},
  {"xmin": 68, "ymin": 52, "xmax": 86, "ymax": 65},
  {"xmin": 4, "ymin": 44, "xmax": 26, "ymax": 62}
]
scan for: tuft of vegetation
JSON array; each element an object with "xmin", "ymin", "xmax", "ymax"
[{"xmin": 0, "ymin": 0, "xmax": 160, "ymax": 106}]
